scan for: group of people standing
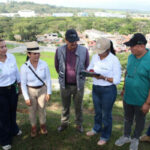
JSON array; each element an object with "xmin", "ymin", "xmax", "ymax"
[{"xmin": 0, "ymin": 29, "xmax": 150, "ymax": 150}]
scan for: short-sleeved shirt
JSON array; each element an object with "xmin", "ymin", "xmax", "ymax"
[{"xmin": 124, "ymin": 49, "xmax": 150, "ymax": 106}]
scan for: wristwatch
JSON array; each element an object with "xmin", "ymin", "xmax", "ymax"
[{"xmin": 105, "ymin": 77, "xmax": 107, "ymax": 81}]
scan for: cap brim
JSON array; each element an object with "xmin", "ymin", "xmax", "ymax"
[
  {"xmin": 67, "ymin": 37, "xmax": 80, "ymax": 43},
  {"xmin": 124, "ymin": 41, "xmax": 135, "ymax": 47},
  {"xmin": 93, "ymin": 47, "xmax": 107, "ymax": 54}
]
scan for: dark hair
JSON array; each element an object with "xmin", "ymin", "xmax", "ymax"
[
  {"xmin": 110, "ymin": 41, "xmax": 116, "ymax": 55},
  {"xmin": 26, "ymin": 52, "xmax": 31, "ymax": 61}
]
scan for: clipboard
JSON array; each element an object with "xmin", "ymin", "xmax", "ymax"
[{"xmin": 80, "ymin": 70, "xmax": 101, "ymax": 77}]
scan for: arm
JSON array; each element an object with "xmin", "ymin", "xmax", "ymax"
[
  {"xmin": 121, "ymin": 71, "xmax": 127, "ymax": 97},
  {"xmin": 20, "ymin": 65, "xmax": 30, "ymax": 103},
  {"xmin": 54, "ymin": 49, "xmax": 59, "ymax": 73},
  {"xmin": 15, "ymin": 61, "xmax": 21, "ymax": 94},
  {"xmin": 142, "ymin": 90, "xmax": 150, "ymax": 114},
  {"xmin": 13, "ymin": 54, "xmax": 21, "ymax": 84},
  {"xmin": 87, "ymin": 55, "xmax": 94, "ymax": 71},
  {"xmin": 85, "ymin": 49, "xmax": 89, "ymax": 69},
  {"xmin": 45, "ymin": 63, "xmax": 52, "ymax": 102}
]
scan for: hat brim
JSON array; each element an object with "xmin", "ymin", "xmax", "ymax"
[{"xmin": 26, "ymin": 49, "xmax": 42, "ymax": 53}]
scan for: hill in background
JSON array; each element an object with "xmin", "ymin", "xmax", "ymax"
[{"xmin": 0, "ymin": 1, "xmax": 150, "ymax": 15}]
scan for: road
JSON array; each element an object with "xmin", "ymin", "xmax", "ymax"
[{"xmin": 6, "ymin": 41, "xmax": 57, "ymax": 53}]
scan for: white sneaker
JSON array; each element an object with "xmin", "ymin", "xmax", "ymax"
[
  {"xmin": 86, "ymin": 130, "xmax": 96, "ymax": 136},
  {"xmin": 2, "ymin": 145, "xmax": 11, "ymax": 150},
  {"xmin": 17, "ymin": 130, "xmax": 22, "ymax": 136},
  {"xmin": 129, "ymin": 138, "xmax": 139, "ymax": 150},
  {"xmin": 115, "ymin": 136, "xmax": 131, "ymax": 146}
]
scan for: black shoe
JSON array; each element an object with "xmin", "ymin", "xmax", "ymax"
[
  {"xmin": 76, "ymin": 125, "xmax": 84, "ymax": 133},
  {"xmin": 57, "ymin": 124, "xmax": 68, "ymax": 132}
]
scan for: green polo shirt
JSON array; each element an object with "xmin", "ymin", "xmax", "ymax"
[{"xmin": 124, "ymin": 49, "xmax": 150, "ymax": 106}]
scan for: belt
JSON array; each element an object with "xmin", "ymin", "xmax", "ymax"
[
  {"xmin": 27, "ymin": 85, "xmax": 44, "ymax": 89},
  {"xmin": 0, "ymin": 83, "xmax": 15, "ymax": 90}
]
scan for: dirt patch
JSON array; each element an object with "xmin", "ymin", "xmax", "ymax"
[
  {"xmin": 17, "ymin": 108, "xmax": 28, "ymax": 114},
  {"xmin": 46, "ymin": 102, "xmax": 61, "ymax": 111}
]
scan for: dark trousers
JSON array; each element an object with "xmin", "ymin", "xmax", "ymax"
[
  {"xmin": 123, "ymin": 101, "xmax": 146, "ymax": 139},
  {"xmin": 146, "ymin": 125, "xmax": 150, "ymax": 136},
  {"xmin": 0, "ymin": 85, "xmax": 19, "ymax": 146},
  {"xmin": 60, "ymin": 85, "xmax": 84, "ymax": 126}
]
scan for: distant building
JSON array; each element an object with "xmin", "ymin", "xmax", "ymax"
[
  {"xmin": 83, "ymin": 29, "xmax": 112, "ymax": 40},
  {"xmin": 94, "ymin": 12, "xmax": 126, "ymax": 18},
  {"xmin": 77, "ymin": 12, "xmax": 88, "ymax": 17},
  {"xmin": 0, "ymin": 13, "xmax": 17, "ymax": 17},
  {"xmin": 44, "ymin": 33, "xmax": 58, "ymax": 39},
  {"xmin": 52, "ymin": 13, "xmax": 73, "ymax": 17},
  {"xmin": 18, "ymin": 10, "xmax": 36, "ymax": 17}
]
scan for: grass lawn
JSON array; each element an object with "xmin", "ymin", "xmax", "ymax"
[
  {"xmin": 8, "ymin": 52, "xmax": 150, "ymax": 150},
  {"xmin": 6, "ymin": 44, "xmax": 18, "ymax": 49},
  {"xmin": 9, "ymin": 89, "xmax": 150, "ymax": 150}
]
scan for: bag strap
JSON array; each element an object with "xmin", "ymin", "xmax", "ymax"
[{"xmin": 25, "ymin": 63, "xmax": 45, "ymax": 86}]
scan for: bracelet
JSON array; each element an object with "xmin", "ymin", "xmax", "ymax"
[{"xmin": 105, "ymin": 77, "xmax": 107, "ymax": 81}]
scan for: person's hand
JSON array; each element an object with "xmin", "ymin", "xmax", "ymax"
[
  {"xmin": 25, "ymin": 100, "xmax": 31, "ymax": 106},
  {"xmin": 89, "ymin": 69, "xmax": 94, "ymax": 72},
  {"xmin": 93, "ymin": 75, "xmax": 104, "ymax": 80},
  {"xmin": 141, "ymin": 102, "xmax": 150, "ymax": 114},
  {"xmin": 45, "ymin": 94, "xmax": 50, "ymax": 102}
]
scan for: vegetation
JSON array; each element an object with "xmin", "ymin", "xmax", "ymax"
[
  {"xmin": 6, "ymin": 43, "xmax": 18, "ymax": 49},
  {"xmin": 13, "ymin": 90, "xmax": 150, "ymax": 150},
  {"xmin": 1, "ymin": 16, "xmax": 150, "ymax": 41},
  {"xmin": 0, "ymin": 1, "xmax": 98, "ymax": 14},
  {"xmin": 0, "ymin": 1, "xmax": 129, "ymax": 15}
]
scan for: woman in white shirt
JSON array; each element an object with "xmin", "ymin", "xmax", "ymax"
[
  {"xmin": 21, "ymin": 41, "xmax": 52, "ymax": 138},
  {"xmin": 0, "ymin": 39, "xmax": 21, "ymax": 150},
  {"xmin": 86, "ymin": 38, "xmax": 121, "ymax": 146}
]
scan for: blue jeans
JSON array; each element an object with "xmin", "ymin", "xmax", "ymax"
[
  {"xmin": 92, "ymin": 85, "xmax": 117, "ymax": 141},
  {"xmin": 146, "ymin": 125, "xmax": 150, "ymax": 136}
]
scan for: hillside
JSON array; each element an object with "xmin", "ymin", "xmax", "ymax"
[
  {"xmin": 1, "ymin": 1, "xmax": 149, "ymax": 15},
  {"xmin": 0, "ymin": 1, "xmax": 100, "ymax": 14}
]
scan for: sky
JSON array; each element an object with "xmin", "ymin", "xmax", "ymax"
[{"xmin": 1, "ymin": 0, "xmax": 150, "ymax": 10}]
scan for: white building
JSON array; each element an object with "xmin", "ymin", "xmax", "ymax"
[
  {"xmin": 0, "ymin": 13, "xmax": 17, "ymax": 17},
  {"xmin": 94, "ymin": 12, "xmax": 126, "ymax": 18},
  {"xmin": 77, "ymin": 12, "xmax": 88, "ymax": 17},
  {"xmin": 83, "ymin": 29, "xmax": 113, "ymax": 40},
  {"xmin": 18, "ymin": 10, "xmax": 36, "ymax": 17},
  {"xmin": 52, "ymin": 13, "xmax": 73, "ymax": 17}
]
